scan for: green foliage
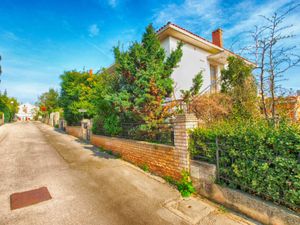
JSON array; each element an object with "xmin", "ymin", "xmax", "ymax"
[
  {"xmin": 96, "ymin": 24, "xmax": 182, "ymax": 127},
  {"xmin": 221, "ymin": 56, "xmax": 258, "ymax": 118},
  {"xmin": 176, "ymin": 170, "xmax": 196, "ymax": 197},
  {"xmin": 164, "ymin": 176, "xmax": 178, "ymax": 186},
  {"xmin": 164, "ymin": 171, "xmax": 195, "ymax": 197},
  {"xmin": 103, "ymin": 114, "xmax": 122, "ymax": 135},
  {"xmin": 189, "ymin": 119, "xmax": 300, "ymax": 208},
  {"xmin": 97, "ymin": 147, "xmax": 121, "ymax": 158},
  {"xmin": 36, "ymin": 88, "xmax": 60, "ymax": 116},
  {"xmin": 140, "ymin": 164, "xmax": 149, "ymax": 172},
  {"xmin": 181, "ymin": 71, "xmax": 203, "ymax": 104},
  {"xmin": 60, "ymin": 70, "xmax": 100, "ymax": 125},
  {"xmin": 218, "ymin": 205, "xmax": 228, "ymax": 213},
  {"xmin": 0, "ymin": 91, "xmax": 19, "ymax": 122},
  {"xmin": 0, "ymin": 55, "xmax": 2, "ymax": 82}
]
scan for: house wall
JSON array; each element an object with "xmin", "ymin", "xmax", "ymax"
[
  {"xmin": 16, "ymin": 103, "xmax": 38, "ymax": 121},
  {"xmin": 161, "ymin": 36, "xmax": 221, "ymax": 99}
]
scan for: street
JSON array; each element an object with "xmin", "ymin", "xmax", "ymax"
[{"xmin": 0, "ymin": 122, "xmax": 255, "ymax": 225}]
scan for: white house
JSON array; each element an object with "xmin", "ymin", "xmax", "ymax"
[
  {"xmin": 157, "ymin": 22, "xmax": 254, "ymax": 99},
  {"xmin": 107, "ymin": 22, "xmax": 254, "ymax": 100},
  {"xmin": 16, "ymin": 103, "xmax": 38, "ymax": 121}
]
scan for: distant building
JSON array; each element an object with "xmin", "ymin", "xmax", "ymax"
[{"xmin": 16, "ymin": 103, "xmax": 38, "ymax": 121}]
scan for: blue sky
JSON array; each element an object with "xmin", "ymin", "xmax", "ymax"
[{"xmin": 0, "ymin": 0, "xmax": 299, "ymax": 103}]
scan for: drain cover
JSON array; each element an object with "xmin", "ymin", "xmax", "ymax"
[
  {"xmin": 164, "ymin": 198, "xmax": 214, "ymax": 224},
  {"xmin": 10, "ymin": 187, "xmax": 52, "ymax": 210}
]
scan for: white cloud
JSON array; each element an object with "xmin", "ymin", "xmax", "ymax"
[
  {"xmin": 1, "ymin": 31, "xmax": 20, "ymax": 41},
  {"xmin": 153, "ymin": 0, "xmax": 222, "ymax": 36},
  {"xmin": 225, "ymin": 0, "xmax": 297, "ymax": 38},
  {"xmin": 153, "ymin": 0, "xmax": 300, "ymax": 45},
  {"xmin": 108, "ymin": 0, "xmax": 117, "ymax": 8},
  {"xmin": 88, "ymin": 24, "xmax": 100, "ymax": 37}
]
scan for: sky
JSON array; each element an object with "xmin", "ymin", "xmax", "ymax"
[{"xmin": 0, "ymin": 0, "xmax": 299, "ymax": 104}]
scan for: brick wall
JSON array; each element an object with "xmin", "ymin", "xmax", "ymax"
[
  {"xmin": 91, "ymin": 135, "xmax": 184, "ymax": 180},
  {"xmin": 66, "ymin": 114, "xmax": 198, "ymax": 181},
  {"xmin": 66, "ymin": 126, "xmax": 81, "ymax": 139}
]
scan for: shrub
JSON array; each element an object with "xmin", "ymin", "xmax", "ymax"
[
  {"xmin": 103, "ymin": 114, "xmax": 122, "ymax": 135},
  {"xmin": 140, "ymin": 164, "xmax": 149, "ymax": 172},
  {"xmin": 189, "ymin": 93, "xmax": 232, "ymax": 123},
  {"xmin": 189, "ymin": 119, "xmax": 300, "ymax": 209},
  {"xmin": 177, "ymin": 171, "xmax": 196, "ymax": 197},
  {"xmin": 164, "ymin": 171, "xmax": 195, "ymax": 197}
]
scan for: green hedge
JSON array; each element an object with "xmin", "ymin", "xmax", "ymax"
[{"xmin": 189, "ymin": 120, "xmax": 300, "ymax": 209}]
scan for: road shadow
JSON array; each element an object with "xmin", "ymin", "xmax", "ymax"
[{"xmin": 51, "ymin": 127, "xmax": 117, "ymax": 160}]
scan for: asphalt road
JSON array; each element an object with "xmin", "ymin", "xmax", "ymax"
[{"xmin": 0, "ymin": 122, "xmax": 255, "ymax": 225}]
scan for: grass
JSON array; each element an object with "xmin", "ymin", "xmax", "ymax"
[
  {"xmin": 140, "ymin": 164, "xmax": 149, "ymax": 172},
  {"xmin": 97, "ymin": 147, "xmax": 121, "ymax": 158},
  {"xmin": 218, "ymin": 205, "xmax": 228, "ymax": 213},
  {"xmin": 164, "ymin": 176, "xmax": 178, "ymax": 186}
]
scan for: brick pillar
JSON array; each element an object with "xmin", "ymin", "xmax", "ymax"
[{"xmin": 174, "ymin": 113, "xmax": 198, "ymax": 173}]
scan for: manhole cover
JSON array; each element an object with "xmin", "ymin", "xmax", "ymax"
[
  {"xmin": 10, "ymin": 187, "xmax": 52, "ymax": 210},
  {"xmin": 164, "ymin": 197, "xmax": 214, "ymax": 224}
]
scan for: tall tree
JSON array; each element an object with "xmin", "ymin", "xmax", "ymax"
[
  {"xmin": 0, "ymin": 55, "xmax": 2, "ymax": 84},
  {"xmin": 0, "ymin": 91, "xmax": 19, "ymax": 122},
  {"xmin": 37, "ymin": 88, "xmax": 60, "ymax": 114},
  {"xmin": 60, "ymin": 70, "xmax": 99, "ymax": 125},
  {"xmin": 221, "ymin": 56, "xmax": 258, "ymax": 118},
  {"xmin": 106, "ymin": 24, "xmax": 183, "ymax": 125},
  {"xmin": 248, "ymin": 3, "xmax": 300, "ymax": 121}
]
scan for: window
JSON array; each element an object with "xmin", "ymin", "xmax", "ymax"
[{"xmin": 210, "ymin": 65, "xmax": 218, "ymax": 93}]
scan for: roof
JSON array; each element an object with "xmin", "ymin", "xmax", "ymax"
[
  {"xmin": 157, "ymin": 22, "xmax": 217, "ymax": 48},
  {"xmin": 156, "ymin": 22, "xmax": 255, "ymax": 66}
]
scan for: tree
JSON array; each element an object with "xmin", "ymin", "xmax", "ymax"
[
  {"xmin": 0, "ymin": 90, "xmax": 19, "ymax": 122},
  {"xmin": 60, "ymin": 70, "xmax": 100, "ymax": 125},
  {"xmin": 0, "ymin": 55, "xmax": 2, "ymax": 84},
  {"xmin": 180, "ymin": 71, "xmax": 203, "ymax": 105},
  {"xmin": 190, "ymin": 93, "xmax": 232, "ymax": 123},
  {"xmin": 37, "ymin": 88, "xmax": 60, "ymax": 115},
  {"xmin": 92, "ymin": 68, "xmax": 120, "ymax": 133},
  {"xmin": 248, "ymin": 3, "xmax": 300, "ymax": 122},
  {"xmin": 104, "ymin": 24, "xmax": 183, "ymax": 125},
  {"xmin": 221, "ymin": 56, "xmax": 258, "ymax": 118}
]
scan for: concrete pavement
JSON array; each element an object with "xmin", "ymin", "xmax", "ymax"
[{"xmin": 0, "ymin": 122, "xmax": 257, "ymax": 225}]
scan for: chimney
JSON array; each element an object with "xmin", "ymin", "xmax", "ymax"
[
  {"xmin": 89, "ymin": 69, "xmax": 93, "ymax": 76},
  {"xmin": 212, "ymin": 28, "xmax": 223, "ymax": 48}
]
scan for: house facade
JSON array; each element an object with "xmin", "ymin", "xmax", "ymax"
[
  {"xmin": 16, "ymin": 103, "xmax": 38, "ymax": 121},
  {"xmin": 157, "ymin": 22, "xmax": 253, "ymax": 99}
]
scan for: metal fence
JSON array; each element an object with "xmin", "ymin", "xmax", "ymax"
[
  {"xmin": 93, "ymin": 122, "xmax": 174, "ymax": 146},
  {"xmin": 192, "ymin": 137, "xmax": 299, "ymax": 212}
]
